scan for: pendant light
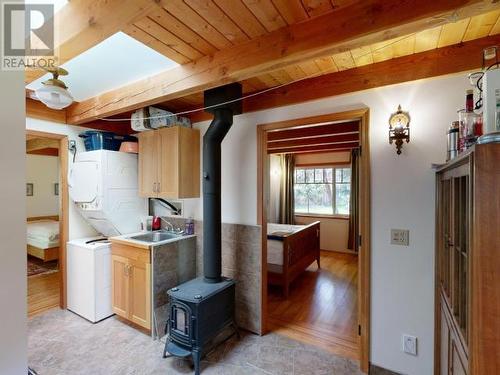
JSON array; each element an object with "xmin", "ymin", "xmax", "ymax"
[{"xmin": 34, "ymin": 67, "xmax": 73, "ymax": 110}]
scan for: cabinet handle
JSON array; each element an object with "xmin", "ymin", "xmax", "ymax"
[
  {"xmin": 124, "ymin": 264, "xmax": 129, "ymax": 277},
  {"xmin": 158, "ymin": 182, "xmax": 161, "ymax": 192},
  {"xmin": 153, "ymin": 182, "xmax": 157, "ymax": 193}
]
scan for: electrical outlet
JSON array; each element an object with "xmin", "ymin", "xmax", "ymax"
[
  {"xmin": 391, "ymin": 229, "xmax": 409, "ymax": 246},
  {"xmin": 402, "ymin": 334, "xmax": 417, "ymax": 356}
]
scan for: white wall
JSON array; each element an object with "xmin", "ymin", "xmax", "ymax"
[
  {"xmin": 26, "ymin": 118, "xmax": 98, "ymax": 240},
  {"xmin": 295, "ymin": 215, "xmax": 350, "ymax": 252},
  {"xmin": 194, "ymin": 73, "xmax": 471, "ymax": 374},
  {"xmin": 26, "ymin": 155, "xmax": 60, "ymax": 217},
  {"xmin": 0, "ymin": 47, "xmax": 27, "ymax": 373}
]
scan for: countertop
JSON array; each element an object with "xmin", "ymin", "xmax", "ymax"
[{"xmin": 109, "ymin": 231, "xmax": 196, "ymax": 249}]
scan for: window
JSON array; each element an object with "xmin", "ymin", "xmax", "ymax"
[{"xmin": 294, "ymin": 166, "xmax": 351, "ymax": 216}]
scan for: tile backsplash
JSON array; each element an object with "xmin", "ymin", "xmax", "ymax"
[{"xmin": 195, "ymin": 221, "xmax": 262, "ymax": 334}]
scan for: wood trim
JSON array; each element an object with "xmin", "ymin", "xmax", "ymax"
[
  {"xmin": 26, "ymin": 130, "xmax": 69, "ymax": 309},
  {"xmin": 26, "ymin": 98, "xmax": 66, "ymax": 123},
  {"xmin": 257, "ymin": 108, "xmax": 370, "ymax": 372},
  {"xmin": 268, "ymin": 141, "xmax": 359, "ymax": 154},
  {"xmin": 268, "ymin": 133, "xmax": 359, "ymax": 149},
  {"xmin": 267, "ymin": 121, "xmax": 359, "ymax": 141},
  {"xmin": 66, "ymin": 0, "xmax": 497, "ymax": 124},
  {"xmin": 26, "ymin": 138, "xmax": 60, "ymax": 152},
  {"xmin": 358, "ymin": 109, "xmax": 371, "ymax": 373},
  {"xmin": 27, "ymin": 215, "xmax": 59, "ymax": 222}
]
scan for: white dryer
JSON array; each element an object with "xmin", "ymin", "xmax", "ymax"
[
  {"xmin": 69, "ymin": 150, "xmax": 145, "ymax": 236},
  {"xmin": 67, "ymin": 237, "xmax": 113, "ymax": 323}
]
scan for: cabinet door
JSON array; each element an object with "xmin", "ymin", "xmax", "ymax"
[
  {"xmin": 111, "ymin": 255, "xmax": 129, "ymax": 318},
  {"xmin": 178, "ymin": 127, "xmax": 200, "ymax": 198},
  {"xmin": 157, "ymin": 127, "xmax": 179, "ymax": 198},
  {"xmin": 138, "ymin": 131, "xmax": 158, "ymax": 197},
  {"xmin": 440, "ymin": 306, "xmax": 451, "ymax": 375},
  {"xmin": 129, "ymin": 259, "xmax": 151, "ymax": 330}
]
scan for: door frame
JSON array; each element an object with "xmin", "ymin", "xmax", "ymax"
[
  {"xmin": 26, "ymin": 129, "xmax": 69, "ymax": 309},
  {"xmin": 256, "ymin": 108, "xmax": 371, "ymax": 373}
]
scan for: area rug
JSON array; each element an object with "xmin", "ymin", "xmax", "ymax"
[{"xmin": 27, "ymin": 256, "xmax": 58, "ymax": 277}]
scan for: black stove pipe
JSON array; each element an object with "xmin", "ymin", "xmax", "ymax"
[{"xmin": 202, "ymin": 83, "xmax": 242, "ymax": 283}]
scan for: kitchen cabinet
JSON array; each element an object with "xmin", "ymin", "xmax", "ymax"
[
  {"xmin": 111, "ymin": 243, "xmax": 151, "ymax": 330},
  {"xmin": 138, "ymin": 126, "xmax": 200, "ymax": 199},
  {"xmin": 434, "ymin": 143, "xmax": 500, "ymax": 375}
]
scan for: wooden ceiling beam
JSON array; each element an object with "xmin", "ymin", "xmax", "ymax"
[
  {"xmin": 268, "ymin": 133, "xmax": 360, "ymax": 150},
  {"xmin": 26, "ymin": 138, "xmax": 60, "ymax": 152},
  {"xmin": 268, "ymin": 121, "xmax": 360, "ymax": 141},
  {"xmin": 188, "ymin": 33, "xmax": 500, "ymax": 123},
  {"xmin": 66, "ymin": 0, "xmax": 499, "ymax": 124},
  {"xmin": 25, "ymin": 0, "xmax": 164, "ymax": 83},
  {"xmin": 268, "ymin": 142, "xmax": 360, "ymax": 154}
]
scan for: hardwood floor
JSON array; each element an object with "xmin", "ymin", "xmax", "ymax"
[
  {"xmin": 28, "ymin": 271, "xmax": 60, "ymax": 317},
  {"xmin": 268, "ymin": 250, "xmax": 359, "ymax": 359}
]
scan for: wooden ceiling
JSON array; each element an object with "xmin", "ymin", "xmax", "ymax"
[
  {"xmin": 24, "ymin": 0, "xmax": 500, "ymax": 127},
  {"xmin": 125, "ymin": 0, "xmax": 356, "ymax": 65},
  {"xmin": 26, "ymin": 136, "xmax": 59, "ymax": 156},
  {"xmin": 159, "ymin": 8, "xmax": 500, "ymax": 114},
  {"xmin": 267, "ymin": 120, "xmax": 360, "ymax": 154}
]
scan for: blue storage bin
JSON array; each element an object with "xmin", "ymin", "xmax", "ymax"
[{"xmin": 79, "ymin": 131, "xmax": 123, "ymax": 151}]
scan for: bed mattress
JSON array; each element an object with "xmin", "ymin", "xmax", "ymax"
[
  {"xmin": 27, "ymin": 220, "xmax": 60, "ymax": 249},
  {"xmin": 267, "ymin": 223, "xmax": 305, "ymax": 266},
  {"xmin": 27, "ymin": 237, "xmax": 59, "ymax": 250}
]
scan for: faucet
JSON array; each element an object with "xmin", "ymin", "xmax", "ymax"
[
  {"xmin": 160, "ymin": 217, "xmax": 185, "ymax": 235},
  {"xmin": 160, "ymin": 217, "xmax": 174, "ymax": 232}
]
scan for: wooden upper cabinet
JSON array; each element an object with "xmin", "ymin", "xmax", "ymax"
[
  {"xmin": 138, "ymin": 126, "xmax": 200, "ymax": 199},
  {"xmin": 138, "ymin": 130, "xmax": 158, "ymax": 197}
]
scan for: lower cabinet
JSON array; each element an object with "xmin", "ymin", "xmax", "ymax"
[
  {"xmin": 111, "ymin": 243, "xmax": 151, "ymax": 330},
  {"xmin": 439, "ymin": 296, "xmax": 468, "ymax": 375}
]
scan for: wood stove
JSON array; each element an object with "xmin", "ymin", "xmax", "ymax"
[
  {"xmin": 163, "ymin": 277, "xmax": 236, "ymax": 374},
  {"xmin": 163, "ymin": 83, "xmax": 242, "ymax": 375}
]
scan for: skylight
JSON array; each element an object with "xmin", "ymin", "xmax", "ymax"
[{"xmin": 26, "ymin": 32, "xmax": 179, "ymax": 102}]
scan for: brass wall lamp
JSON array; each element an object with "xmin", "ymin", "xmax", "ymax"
[{"xmin": 388, "ymin": 105, "xmax": 410, "ymax": 155}]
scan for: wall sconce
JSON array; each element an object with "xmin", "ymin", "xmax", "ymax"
[{"xmin": 388, "ymin": 105, "xmax": 410, "ymax": 155}]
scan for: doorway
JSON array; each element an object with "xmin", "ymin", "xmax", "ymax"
[
  {"xmin": 26, "ymin": 130, "xmax": 69, "ymax": 316},
  {"xmin": 257, "ymin": 109, "xmax": 371, "ymax": 373}
]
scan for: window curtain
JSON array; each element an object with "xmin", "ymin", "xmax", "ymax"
[
  {"xmin": 279, "ymin": 154, "xmax": 295, "ymax": 225},
  {"xmin": 347, "ymin": 148, "xmax": 360, "ymax": 251}
]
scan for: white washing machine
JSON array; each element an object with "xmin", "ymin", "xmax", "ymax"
[{"xmin": 67, "ymin": 237, "xmax": 114, "ymax": 323}]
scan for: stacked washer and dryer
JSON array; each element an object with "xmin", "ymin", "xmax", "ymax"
[{"xmin": 67, "ymin": 150, "xmax": 145, "ymax": 323}]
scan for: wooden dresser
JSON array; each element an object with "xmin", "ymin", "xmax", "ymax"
[{"xmin": 434, "ymin": 143, "xmax": 500, "ymax": 375}]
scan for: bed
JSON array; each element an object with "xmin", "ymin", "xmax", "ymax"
[
  {"xmin": 267, "ymin": 221, "xmax": 320, "ymax": 298},
  {"xmin": 27, "ymin": 217, "xmax": 60, "ymax": 262}
]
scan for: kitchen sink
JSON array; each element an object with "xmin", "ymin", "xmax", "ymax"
[{"xmin": 128, "ymin": 231, "xmax": 181, "ymax": 243}]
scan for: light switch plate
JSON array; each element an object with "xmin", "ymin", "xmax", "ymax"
[
  {"xmin": 391, "ymin": 229, "xmax": 409, "ymax": 246},
  {"xmin": 402, "ymin": 334, "xmax": 417, "ymax": 356}
]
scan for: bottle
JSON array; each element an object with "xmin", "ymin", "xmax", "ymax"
[
  {"xmin": 466, "ymin": 89, "xmax": 474, "ymax": 112},
  {"xmin": 495, "ymin": 89, "xmax": 500, "ymax": 132},
  {"xmin": 185, "ymin": 218, "xmax": 194, "ymax": 235}
]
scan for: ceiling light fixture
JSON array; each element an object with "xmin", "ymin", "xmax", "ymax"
[{"xmin": 34, "ymin": 67, "xmax": 73, "ymax": 110}]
